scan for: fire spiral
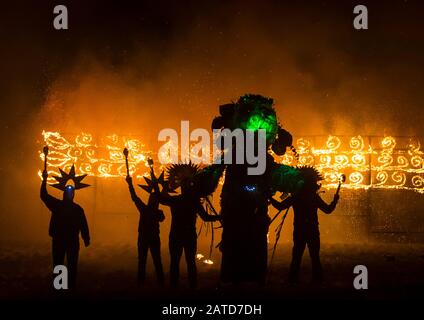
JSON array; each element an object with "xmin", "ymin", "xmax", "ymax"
[{"xmin": 39, "ymin": 132, "xmax": 424, "ymax": 194}]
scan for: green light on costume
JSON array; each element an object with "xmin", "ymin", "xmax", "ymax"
[
  {"xmin": 243, "ymin": 113, "xmax": 277, "ymax": 141},
  {"xmin": 272, "ymin": 164, "xmax": 304, "ymax": 194}
]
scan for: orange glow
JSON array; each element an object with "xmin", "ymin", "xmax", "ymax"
[
  {"xmin": 38, "ymin": 131, "xmax": 153, "ymax": 181},
  {"xmin": 275, "ymin": 135, "xmax": 424, "ymax": 193},
  {"xmin": 39, "ymin": 132, "xmax": 423, "ymax": 194}
]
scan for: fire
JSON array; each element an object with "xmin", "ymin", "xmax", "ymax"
[
  {"xmin": 38, "ymin": 131, "xmax": 153, "ymax": 181},
  {"xmin": 196, "ymin": 253, "xmax": 214, "ymax": 264},
  {"xmin": 39, "ymin": 132, "xmax": 424, "ymax": 194},
  {"xmin": 274, "ymin": 135, "xmax": 424, "ymax": 194}
]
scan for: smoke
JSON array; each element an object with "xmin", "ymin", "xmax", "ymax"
[
  {"xmin": 38, "ymin": 1, "xmax": 424, "ymax": 137},
  {"xmin": 1, "ymin": 0, "xmax": 423, "ymax": 249}
]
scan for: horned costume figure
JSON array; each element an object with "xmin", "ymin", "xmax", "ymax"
[
  {"xmin": 193, "ymin": 94, "xmax": 304, "ymax": 284},
  {"xmin": 125, "ymin": 154, "xmax": 165, "ymax": 285},
  {"xmin": 158, "ymin": 163, "xmax": 221, "ymax": 288},
  {"xmin": 40, "ymin": 154, "xmax": 90, "ymax": 290},
  {"xmin": 270, "ymin": 166, "xmax": 340, "ymax": 283}
]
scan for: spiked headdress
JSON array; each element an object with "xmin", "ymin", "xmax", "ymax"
[
  {"xmin": 51, "ymin": 164, "xmax": 90, "ymax": 191},
  {"xmin": 166, "ymin": 162, "xmax": 200, "ymax": 190},
  {"xmin": 138, "ymin": 170, "xmax": 166, "ymax": 193},
  {"xmin": 297, "ymin": 166, "xmax": 324, "ymax": 185}
]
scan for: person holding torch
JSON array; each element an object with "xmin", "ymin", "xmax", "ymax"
[
  {"xmin": 124, "ymin": 148, "xmax": 165, "ymax": 286},
  {"xmin": 40, "ymin": 146, "xmax": 91, "ymax": 290},
  {"xmin": 270, "ymin": 167, "xmax": 343, "ymax": 284}
]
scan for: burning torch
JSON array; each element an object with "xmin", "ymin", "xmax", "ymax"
[
  {"xmin": 123, "ymin": 147, "xmax": 130, "ymax": 177},
  {"xmin": 147, "ymin": 157, "xmax": 154, "ymax": 176},
  {"xmin": 335, "ymin": 173, "xmax": 346, "ymax": 196},
  {"xmin": 43, "ymin": 146, "xmax": 49, "ymax": 177}
]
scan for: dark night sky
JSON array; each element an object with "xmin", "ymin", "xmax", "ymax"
[
  {"xmin": 0, "ymin": 1, "xmax": 423, "ymax": 133},
  {"xmin": 1, "ymin": 0, "xmax": 423, "ymax": 131},
  {"xmin": 0, "ymin": 1, "xmax": 423, "ymax": 243},
  {"xmin": 1, "ymin": 0, "xmax": 423, "ymax": 164}
]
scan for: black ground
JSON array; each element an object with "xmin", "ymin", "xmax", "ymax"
[{"xmin": 1, "ymin": 243, "xmax": 423, "ymax": 301}]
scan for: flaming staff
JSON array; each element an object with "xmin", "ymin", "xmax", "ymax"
[
  {"xmin": 43, "ymin": 146, "xmax": 49, "ymax": 173},
  {"xmin": 123, "ymin": 147, "xmax": 130, "ymax": 177},
  {"xmin": 335, "ymin": 173, "xmax": 347, "ymax": 196},
  {"xmin": 268, "ymin": 172, "xmax": 346, "ymax": 280},
  {"xmin": 40, "ymin": 132, "xmax": 424, "ymax": 193}
]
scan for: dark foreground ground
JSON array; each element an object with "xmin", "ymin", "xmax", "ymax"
[{"xmin": 1, "ymin": 242, "xmax": 423, "ymax": 303}]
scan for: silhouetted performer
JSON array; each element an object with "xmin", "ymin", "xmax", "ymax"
[
  {"xmin": 270, "ymin": 166, "xmax": 339, "ymax": 283},
  {"xmin": 40, "ymin": 165, "xmax": 90, "ymax": 290},
  {"xmin": 160, "ymin": 192, "xmax": 219, "ymax": 288},
  {"xmin": 159, "ymin": 163, "xmax": 221, "ymax": 289},
  {"xmin": 126, "ymin": 175, "xmax": 165, "ymax": 285}
]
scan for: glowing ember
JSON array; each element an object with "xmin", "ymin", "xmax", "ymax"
[
  {"xmin": 196, "ymin": 253, "xmax": 204, "ymax": 260},
  {"xmin": 196, "ymin": 253, "xmax": 213, "ymax": 264}
]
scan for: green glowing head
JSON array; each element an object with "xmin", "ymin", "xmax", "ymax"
[
  {"xmin": 212, "ymin": 94, "xmax": 292, "ymax": 154},
  {"xmin": 236, "ymin": 94, "xmax": 278, "ymax": 144}
]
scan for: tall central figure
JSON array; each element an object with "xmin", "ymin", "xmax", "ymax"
[{"xmin": 194, "ymin": 94, "xmax": 304, "ymax": 284}]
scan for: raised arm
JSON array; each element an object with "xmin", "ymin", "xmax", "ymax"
[
  {"xmin": 126, "ymin": 176, "xmax": 139, "ymax": 202},
  {"xmin": 316, "ymin": 193, "xmax": 339, "ymax": 214},
  {"xmin": 156, "ymin": 191, "xmax": 176, "ymax": 207},
  {"xmin": 197, "ymin": 201, "xmax": 220, "ymax": 222},
  {"xmin": 270, "ymin": 195, "xmax": 293, "ymax": 211},
  {"xmin": 40, "ymin": 170, "xmax": 60, "ymax": 211},
  {"xmin": 126, "ymin": 176, "xmax": 146, "ymax": 210}
]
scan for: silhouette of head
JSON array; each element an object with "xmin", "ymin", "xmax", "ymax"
[
  {"xmin": 148, "ymin": 193, "xmax": 159, "ymax": 207},
  {"xmin": 137, "ymin": 169, "xmax": 166, "ymax": 196},
  {"xmin": 166, "ymin": 162, "xmax": 199, "ymax": 197},
  {"xmin": 51, "ymin": 164, "xmax": 90, "ymax": 197},
  {"xmin": 298, "ymin": 166, "xmax": 324, "ymax": 194},
  {"xmin": 180, "ymin": 179, "xmax": 196, "ymax": 196},
  {"xmin": 212, "ymin": 94, "xmax": 294, "ymax": 156},
  {"xmin": 63, "ymin": 185, "xmax": 75, "ymax": 202}
]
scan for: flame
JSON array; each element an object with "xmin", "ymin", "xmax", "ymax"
[
  {"xmin": 196, "ymin": 253, "xmax": 214, "ymax": 264},
  {"xmin": 39, "ymin": 132, "xmax": 424, "ymax": 194},
  {"xmin": 275, "ymin": 135, "xmax": 424, "ymax": 194},
  {"xmin": 39, "ymin": 131, "xmax": 153, "ymax": 181}
]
